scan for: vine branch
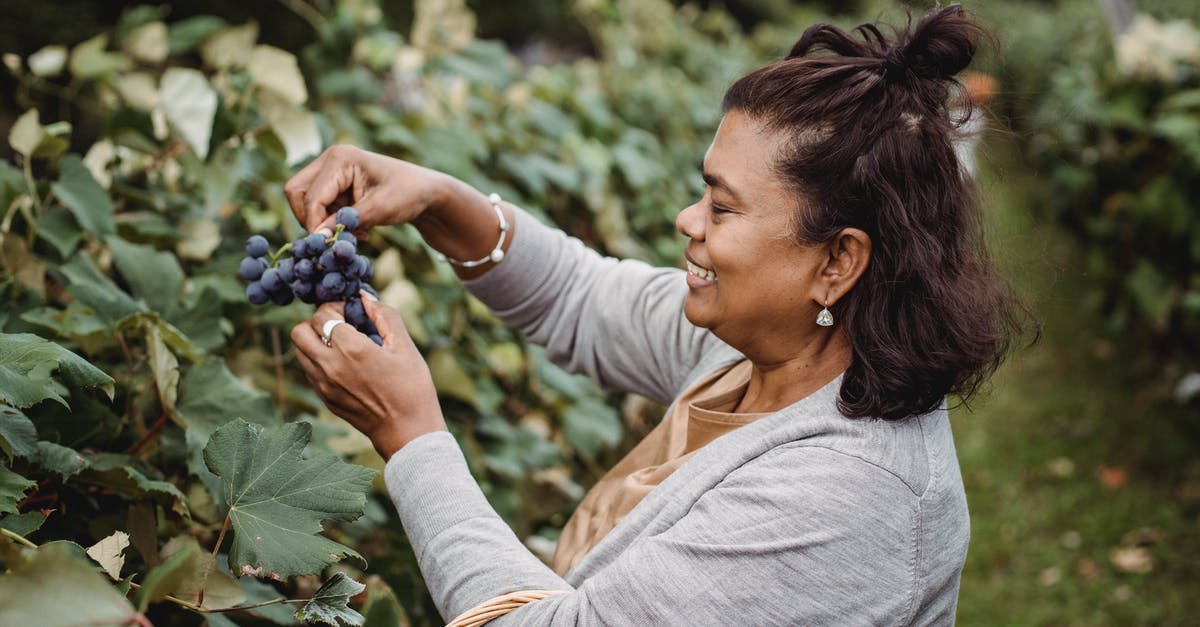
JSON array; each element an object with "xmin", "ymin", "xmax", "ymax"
[{"xmin": 197, "ymin": 514, "xmax": 232, "ymax": 608}]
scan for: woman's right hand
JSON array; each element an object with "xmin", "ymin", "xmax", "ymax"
[{"xmin": 284, "ymin": 145, "xmax": 452, "ymax": 234}]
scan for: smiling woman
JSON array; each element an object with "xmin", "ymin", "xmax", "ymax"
[{"xmin": 285, "ymin": 4, "xmax": 1032, "ymax": 625}]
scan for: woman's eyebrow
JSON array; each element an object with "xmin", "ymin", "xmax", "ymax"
[{"xmin": 699, "ymin": 164, "xmax": 744, "ymax": 204}]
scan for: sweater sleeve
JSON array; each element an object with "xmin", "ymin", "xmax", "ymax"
[
  {"xmin": 387, "ymin": 432, "xmax": 920, "ymax": 626},
  {"xmin": 461, "ymin": 206, "xmax": 720, "ymax": 406}
]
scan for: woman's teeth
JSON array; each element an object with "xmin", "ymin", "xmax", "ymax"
[{"xmin": 686, "ymin": 260, "xmax": 717, "ymax": 281}]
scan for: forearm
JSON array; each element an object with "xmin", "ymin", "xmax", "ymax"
[{"xmin": 385, "ymin": 431, "xmax": 571, "ymax": 620}]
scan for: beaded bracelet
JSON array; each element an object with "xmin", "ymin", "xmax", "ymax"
[{"xmin": 435, "ymin": 192, "xmax": 509, "ymax": 268}]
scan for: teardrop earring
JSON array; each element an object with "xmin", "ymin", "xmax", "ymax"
[{"xmin": 816, "ymin": 301, "xmax": 834, "ymax": 327}]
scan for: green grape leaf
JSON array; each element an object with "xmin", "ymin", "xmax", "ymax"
[
  {"xmin": 203, "ymin": 420, "xmax": 375, "ymax": 579},
  {"xmin": 20, "ymin": 302, "xmax": 113, "ymax": 356},
  {"xmin": 294, "ymin": 572, "xmax": 366, "ymax": 627},
  {"xmin": 0, "ymin": 543, "xmax": 141, "ymax": 626},
  {"xmin": 0, "ymin": 332, "xmax": 114, "ymax": 408},
  {"xmin": 106, "ymin": 236, "xmax": 185, "ymax": 317},
  {"xmin": 0, "ymin": 466, "xmax": 36, "ymax": 515},
  {"xmin": 35, "ymin": 204, "xmax": 83, "ymax": 258},
  {"xmin": 0, "ymin": 511, "xmax": 46, "ymax": 537},
  {"xmin": 0, "ymin": 404, "xmax": 37, "ymax": 461},
  {"xmin": 59, "ymin": 254, "xmax": 144, "ymax": 326},
  {"xmin": 177, "ymin": 358, "xmax": 276, "ymax": 502},
  {"xmin": 33, "ymin": 441, "xmax": 90, "ymax": 480},
  {"xmin": 51, "ymin": 155, "xmax": 115, "ymax": 237},
  {"xmin": 83, "ymin": 454, "xmax": 190, "ymax": 518}
]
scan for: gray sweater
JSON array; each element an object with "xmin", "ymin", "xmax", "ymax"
[{"xmin": 383, "ymin": 207, "xmax": 970, "ymax": 626}]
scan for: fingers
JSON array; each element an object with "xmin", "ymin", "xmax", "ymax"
[
  {"xmin": 308, "ymin": 302, "xmax": 348, "ymax": 338},
  {"xmin": 361, "ymin": 294, "xmax": 408, "ymax": 349},
  {"xmin": 283, "ymin": 145, "xmax": 365, "ymax": 232}
]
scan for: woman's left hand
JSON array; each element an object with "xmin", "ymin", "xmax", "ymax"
[{"xmin": 291, "ymin": 297, "xmax": 447, "ymax": 460}]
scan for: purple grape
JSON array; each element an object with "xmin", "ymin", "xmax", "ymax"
[
  {"xmin": 277, "ymin": 258, "xmax": 295, "ymax": 283},
  {"xmin": 270, "ymin": 288, "xmax": 294, "ymax": 306},
  {"xmin": 291, "ymin": 238, "xmax": 309, "ymax": 259},
  {"xmin": 367, "ymin": 334, "xmax": 383, "ymax": 346},
  {"xmin": 314, "ymin": 284, "xmax": 335, "ymax": 302},
  {"xmin": 246, "ymin": 282, "xmax": 268, "ymax": 305},
  {"xmin": 305, "ymin": 233, "xmax": 328, "ymax": 255},
  {"xmin": 260, "ymin": 268, "xmax": 283, "ymax": 292},
  {"xmin": 345, "ymin": 297, "xmax": 366, "ymax": 325},
  {"xmin": 337, "ymin": 231, "xmax": 356, "ymax": 244},
  {"xmin": 246, "ymin": 235, "xmax": 269, "ymax": 258},
  {"xmin": 318, "ymin": 249, "xmax": 337, "ymax": 271},
  {"xmin": 239, "ymin": 257, "xmax": 268, "ymax": 281},
  {"xmin": 321, "ymin": 272, "xmax": 345, "ymax": 293},
  {"xmin": 336, "ymin": 207, "xmax": 360, "ymax": 231},
  {"xmin": 292, "ymin": 279, "xmax": 313, "ymax": 298},
  {"xmin": 349, "ymin": 255, "xmax": 372, "ymax": 280},
  {"xmin": 295, "ymin": 258, "xmax": 314, "ymax": 280},
  {"xmin": 331, "ymin": 241, "xmax": 356, "ymax": 264}
]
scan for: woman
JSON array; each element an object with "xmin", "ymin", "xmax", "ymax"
[{"xmin": 286, "ymin": 6, "xmax": 1027, "ymax": 625}]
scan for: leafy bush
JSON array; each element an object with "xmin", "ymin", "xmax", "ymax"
[
  {"xmin": 999, "ymin": 5, "xmax": 1200, "ymax": 401},
  {"xmin": 0, "ymin": 0, "xmax": 819, "ymax": 623}
]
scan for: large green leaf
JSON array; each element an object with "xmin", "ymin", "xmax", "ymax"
[
  {"xmin": 177, "ymin": 358, "xmax": 276, "ymax": 499},
  {"xmin": 171, "ymin": 287, "xmax": 226, "ymax": 352},
  {"xmin": 50, "ymin": 155, "xmax": 115, "ymax": 237},
  {"xmin": 0, "ymin": 405, "xmax": 37, "ymax": 461},
  {"xmin": 0, "ymin": 543, "xmax": 141, "ymax": 626},
  {"xmin": 59, "ymin": 254, "xmax": 143, "ymax": 326},
  {"xmin": 106, "ymin": 236, "xmax": 184, "ymax": 316},
  {"xmin": 33, "ymin": 441, "xmax": 90, "ymax": 480},
  {"xmin": 203, "ymin": 420, "xmax": 375, "ymax": 579},
  {"xmin": 0, "ymin": 466, "xmax": 35, "ymax": 515},
  {"xmin": 35, "ymin": 205, "xmax": 83, "ymax": 258},
  {"xmin": 294, "ymin": 572, "xmax": 366, "ymax": 627},
  {"xmin": 0, "ymin": 332, "xmax": 114, "ymax": 408}
]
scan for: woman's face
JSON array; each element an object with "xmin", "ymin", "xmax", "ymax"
[{"xmin": 675, "ymin": 110, "xmax": 826, "ymax": 357}]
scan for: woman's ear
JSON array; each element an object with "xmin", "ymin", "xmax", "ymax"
[{"xmin": 819, "ymin": 227, "xmax": 871, "ymax": 303}]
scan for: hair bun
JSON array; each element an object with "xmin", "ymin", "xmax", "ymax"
[{"xmin": 892, "ymin": 4, "xmax": 980, "ymax": 81}]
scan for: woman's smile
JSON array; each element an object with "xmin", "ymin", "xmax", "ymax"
[{"xmin": 685, "ymin": 258, "xmax": 717, "ymax": 286}]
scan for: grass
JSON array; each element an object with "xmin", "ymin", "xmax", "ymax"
[{"xmin": 951, "ymin": 145, "xmax": 1200, "ymax": 625}]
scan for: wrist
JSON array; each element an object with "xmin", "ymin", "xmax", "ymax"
[{"xmin": 370, "ymin": 414, "xmax": 448, "ymax": 461}]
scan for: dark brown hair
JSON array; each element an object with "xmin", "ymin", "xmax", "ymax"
[{"xmin": 723, "ymin": 4, "xmax": 1034, "ymax": 420}]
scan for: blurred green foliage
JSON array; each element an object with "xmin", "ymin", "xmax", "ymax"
[{"xmin": 979, "ymin": 0, "xmax": 1200, "ymax": 406}]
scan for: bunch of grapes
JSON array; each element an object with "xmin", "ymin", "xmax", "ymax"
[{"xmin": 239, "ymin": 207, "xmax": 383, "ymax": 345}]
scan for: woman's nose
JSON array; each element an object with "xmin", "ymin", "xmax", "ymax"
[{"xmin": 675, "ymin": 198, "xmax": 706, "ymax": 241}]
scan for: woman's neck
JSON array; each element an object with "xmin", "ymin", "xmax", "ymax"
[{"xmin": 733, "ymin": 332, "xmax": 851, "ymax": 414}]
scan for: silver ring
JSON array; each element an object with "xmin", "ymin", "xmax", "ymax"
[{"xmin": 321, "ymin": 319, "xmax": 346, "ymax": 347}]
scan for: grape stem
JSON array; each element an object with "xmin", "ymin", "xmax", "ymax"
[
  {"xmin": 197, "ymin": 513, "xmax": 232, "ymax": 608},
  {"xmin": 267, "ymin": 242, "xmax": 293, "ymax": 266}
]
